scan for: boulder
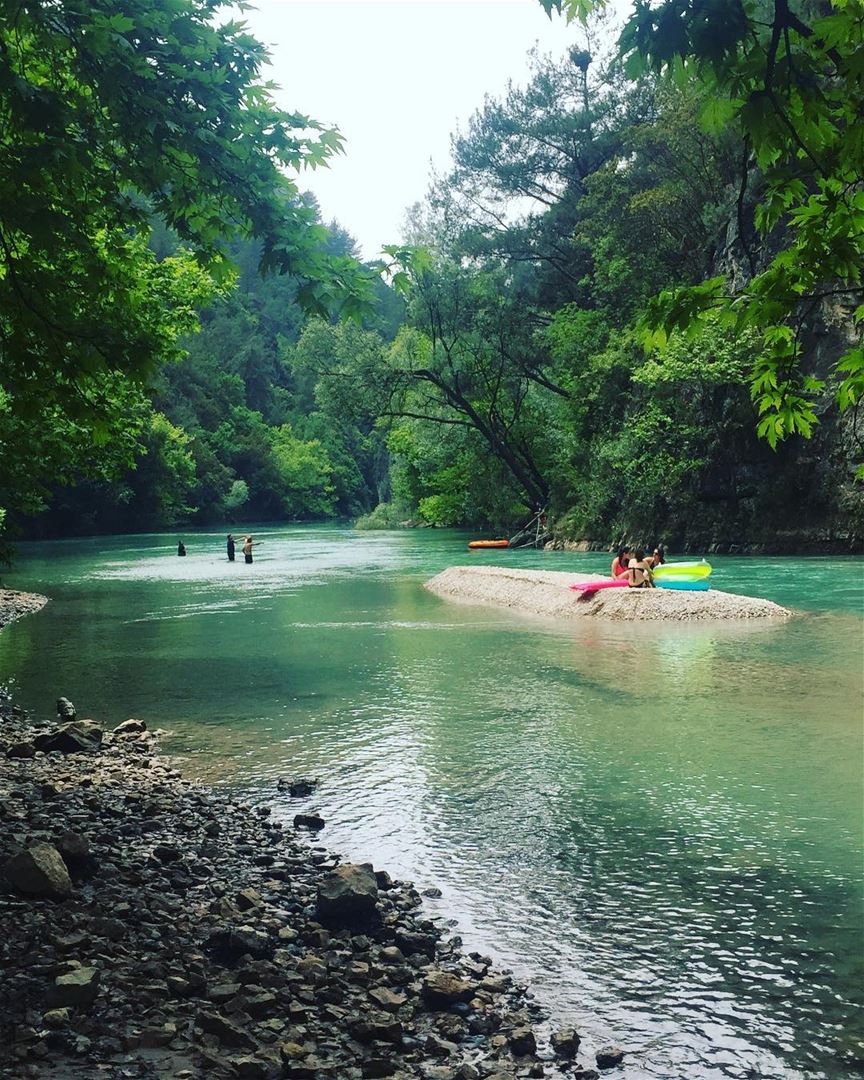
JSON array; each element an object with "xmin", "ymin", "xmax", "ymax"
[
  {"xmin": 33, "ymin": 720, "xmax": 102, "ymax": 755},
  {"xmin": 293, "ymin": 812, "xmax": 325, "ymax": 830},
  {"xmin": 316, "ymin": 863, "xmax": 379, "ymax": 928},
  {"xmin": 112, "ymin": 718, "xmax": 146, "ymax": 735},
  {"xmin": 6, "ymin": 741, "xmax": 35, "ymax": 759},
  {"xmin": 509, "ymin": 1026, "xmax": 537, "ymax": 1056},
  {"xmin": 551, "ymin": 1027, "xmax": 582, "ymax": 1058},
  {"xmin": 596, "ymin": 1046, "xmax": 625, "ymax": 1069},
  {"xmin": 420, "ymin": 971, "xmax": 475, "ymax": 1008},
  {"xmin": 197, "ymin": 1009, "xmax": 258, "ymax": 1050},
  {"xmin": 205, "ymin": 927, "xmax": 273, "ymax": 965},
  {"xmin": 48, "ymin": 967, "xmax": 100, "ymax": 1009},
  {"xmin": 3, "ymin": 842, "xmax": 73, "ymax": 898}
]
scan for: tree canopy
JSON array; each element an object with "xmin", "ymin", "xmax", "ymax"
[
  {"xmin": 542, "ymin": 0, "xmax": 864, "ymax": 450},
  {"xmin": 0, "ymin": 0, "xmax": 376, "ymax": 543}
]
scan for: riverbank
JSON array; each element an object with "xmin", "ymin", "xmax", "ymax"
[
  {"xmin": 0, "ymin": 588, "xmax": 48, "ymax": 632},
  {"xmin": 0, "ymin": 700, "xmax": 618, "ymax": 1080},
  {"xmin": 425, "ymin": 566, "xmax": 792, "ymax": 621}
]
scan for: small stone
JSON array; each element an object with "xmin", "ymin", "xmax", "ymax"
[
  {"xmin": 4, "ymin": 842, "xmax": 73, "ymax": 898},
  {"xmin": 236, "ymin": 888, "xmax": 262, "ymax": 912},
  {"xmin": 369, "ymin": 987, "xmax": 407, "ymax": 1012},
  {"xmin": 42, "ymin": 1009, "xmax": 70, "ymax": 1029},
  {"xmin": 196, "ymin": 1010, "xmax": 258, "ymax": 1050},
  {"xmin": 596, "ymin": 1046, "xmax": 625, "ymax": 1069},
  {"xmin": 49, "ymin": 967, "xmax": 100, "ymax": 1009}
]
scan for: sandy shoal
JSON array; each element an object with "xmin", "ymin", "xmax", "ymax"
[{"xmin": 424, "ymin": 565, "xmax": 792, "ymax": 622}]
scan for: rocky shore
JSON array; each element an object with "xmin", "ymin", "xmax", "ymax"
[
  {"xmin": 0, "ymin": 698, "xmax": 620, "ymax": 1080},
  {"xmin": 0, "ymin": 588, "xmax": 48, "ymax": 632},
  {"xmin": 425, "ymin": 566, "xmax": 792, "ymax": 622}
]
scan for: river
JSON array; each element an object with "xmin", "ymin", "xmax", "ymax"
[{"xmin": 1, "ymin": 526, "xmax": 862, "ymax": 1079}]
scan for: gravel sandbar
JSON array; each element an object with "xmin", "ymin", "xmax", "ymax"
[
  {"xmin": 0, "ymin": 588, "xmax": 48, "ymax": 632},
  {"xmin": 425, "ymin": 566, "xmax": 792, "ymax": 622}
]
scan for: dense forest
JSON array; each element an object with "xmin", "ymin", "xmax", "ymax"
[{"xmin": 2, "ymin": 0, "xmax": 862, "ymax": 552}]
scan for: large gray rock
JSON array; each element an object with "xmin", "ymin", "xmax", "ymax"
[
  {"xmin": 4, "ymin": 842, "xmax": 73, "ymax": 898},
  {"xmin": 49, "ymin": 967, "xmax": 100, "ymax": 1008},
  {"xmin": 197, "ymin": 1010, "xmax": 258, "ymax": 1050},
  {"xmin": 112, "ymin": 718, "xmax": 146, "ymax": 736},
  {"xmin": 596, "ymin": 1046, "xmax": 625, "ymax": 1069},
  {"xmin": 316, "ymin": 863, "xmax": 379, "ymax": 928},
  {"xmin": 420, "ymin": 971, "xmax": 475, "ymax": 1008},
  {"xmin": 33, "ymin": 720, "xmax": 102, "ymax": 755},
  {"xmin": 551, "ymin": 1027, "xmax": 582, "ymax": 1058},
  {"xmin": 6, "ymin": 741, "xmax": 35, "ymax": 759}
]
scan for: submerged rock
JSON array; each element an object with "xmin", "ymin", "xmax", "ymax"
[{"xmin": 293, "ymin": 811, "xmax": 325, "ymax": 830}]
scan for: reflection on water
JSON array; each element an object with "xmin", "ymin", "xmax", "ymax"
[{"xmin": 1, "ymin": 526, "xmax": 862, "ymax": 1079}]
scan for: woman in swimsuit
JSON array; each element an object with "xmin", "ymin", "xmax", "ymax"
[
  {"xmin": 611, "ymin": 548, "xmax": 632, "ymax": 578},
  {"xmin": 627, "ymin": 549, "xmax": 656, "ymax": 589}
]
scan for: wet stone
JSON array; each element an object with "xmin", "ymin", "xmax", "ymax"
[
  {"xmin": 4, "ymin": 841, "xmax": 73, "ymax": 898},
  {"xmin": 596, "ymin": 1046, "xmax": 625, "ymax": 1069},
  {"xmin": 551, "ymin": 1026, "xmax": 581, "ymax": 1058}
]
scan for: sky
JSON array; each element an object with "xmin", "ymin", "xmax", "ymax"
[{"xmin": 236, "ymin": 1, "xmax": 580, "ymax": 258}]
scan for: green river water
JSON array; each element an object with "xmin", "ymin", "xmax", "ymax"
[{"xmin": 1, "ymin": 526, "xmax": 862, "ymax": 1079}]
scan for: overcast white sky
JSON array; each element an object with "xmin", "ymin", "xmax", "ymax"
[{"xmin": 238, "ymin": 1, "xmax": 578, "ymax": 258}]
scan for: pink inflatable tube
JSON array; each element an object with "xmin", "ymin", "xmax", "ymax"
[{"xmin": 569, "ymin": 578, "xmax": 629, "ymax": 595}]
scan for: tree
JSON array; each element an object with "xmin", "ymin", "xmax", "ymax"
[
  {"xmin": 0, "ymin": 0, "xmax": 375, "ymax": 536},
  {"xmin": 541, "ymin": 0, "xmax": 864, "ymax": 453}
]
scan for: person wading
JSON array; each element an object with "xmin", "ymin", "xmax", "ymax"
[{"xmin": 241, "ymin": 535, "xmax": 260, "ymax": 564}]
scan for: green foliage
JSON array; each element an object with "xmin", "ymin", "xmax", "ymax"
[
  {"xmin": 354, "ymin": 503, "xmax": 411, "ymax": 530},
  {"xmin": 544, "ymin": 0, "xmax": 864, "ymax": 449},
  {"xmin": 270, "ymin": 425, "xmax": 336, "ymax": 518},
  {"xmin": 0, "ymin": 0, "xmax": 378, "ymax": 540}
]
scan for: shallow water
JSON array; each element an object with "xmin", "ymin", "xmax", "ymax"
[{"xmin": 1, "ymin": 526, "xmax": 862, "ymax": 1079}]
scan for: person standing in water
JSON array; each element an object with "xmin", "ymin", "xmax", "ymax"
[
  {"xmin": 241, "ymin": 535, "xmax": 259, "ymax": 564},
  {"xmin": 227, "ymin": 534, "xmax": 235, "ymax": 562},
  {"xmin": 177, "ymin": 541, "xmax": 186, "ymax": 557}
]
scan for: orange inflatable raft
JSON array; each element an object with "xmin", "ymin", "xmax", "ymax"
[{"xmin": 468, "ymin": 539, "xmax": 510, "ymax": 550}]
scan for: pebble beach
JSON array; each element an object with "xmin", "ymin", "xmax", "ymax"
[{"xmin": 0, "ymin": 696, "xmax": 620, "ymax": 1080}]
